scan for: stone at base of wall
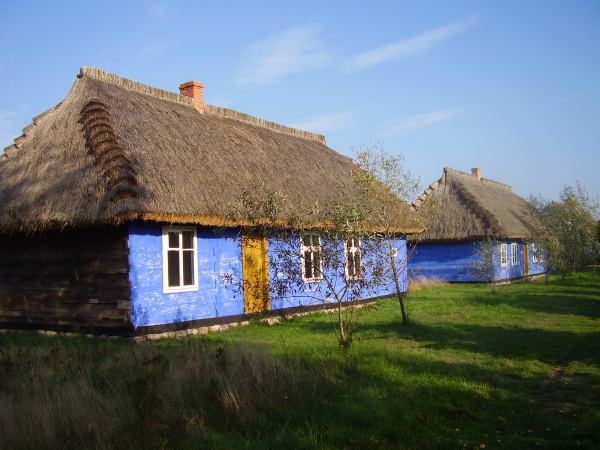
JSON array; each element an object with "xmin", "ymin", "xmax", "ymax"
[{"xmin": 0, "ymin": 301, "xmax": 376, "ymax": 342}]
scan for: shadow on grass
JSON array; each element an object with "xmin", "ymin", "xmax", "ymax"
[
  {"xmin": 460, "ymin": 285, "xmax": 600, "ymax": 319},
  {"xmin": 356, "ymin": 320, "xmax": 600, "ymax": 369}
]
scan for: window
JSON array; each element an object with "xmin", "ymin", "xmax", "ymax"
[
  {"xmin": 511, "ymin": 243, "xmax": 518, "ymax": 266},
  {"xmin": 301, "ymin": 234, "xmax": 322, "ymax": 282},
  {"xmin": 162, "ymin": 226, "xmax": 198, "ymax": 292},
  {"xmin": 500, "ymin": 243, "xmax": 508, "ymax": 267},
  {"xmin": 345, "ymin": 238, "xmax": 361, "ymax": 280},
  {"xmin": 532, "ymin": 243, "xmax": 544, "ymax": 263}
]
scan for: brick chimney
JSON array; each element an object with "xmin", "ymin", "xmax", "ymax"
[
  {"xmin": 471, "ymin": 167, "xmax": 482, "ymax": 182},
  {"xmin": 179, "ymin": 81, "xmax": 204, "ymax": 114}
]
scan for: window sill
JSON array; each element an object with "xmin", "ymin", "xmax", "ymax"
[{"xmin": 163, "ymin": 285, "xmax": 199, "ymax": 294}]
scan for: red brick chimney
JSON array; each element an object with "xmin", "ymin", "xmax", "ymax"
[
  {"xmin": 471, "ymin": 167, "xmax": 482, "ymax": 182},
  {"xmin": 179, "ymin": 81, "xmax": 204, "ymax": 114}
]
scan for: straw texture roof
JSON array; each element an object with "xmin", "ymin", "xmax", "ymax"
[
  {"xmin": 412, "ymin": 167, "xmax": 540, "ymax": 242},
  {"xmin": 0, "ymin": 67, "xmax": 419, "ymax": 233}
]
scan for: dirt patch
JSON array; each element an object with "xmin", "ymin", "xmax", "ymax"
[{"xmin": 530, "ymin": 361, "xmax": 570, "ymax": 402}]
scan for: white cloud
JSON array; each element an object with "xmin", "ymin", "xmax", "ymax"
[
  {"xmin": 289, "ymin": 110, "xmax": 355, "ymax": 133},
  {"xmin": 344, "ymin": 16, "xmax": 478, "ymax": 72},
  {"xmin": 235, "ymin": 24, "xmax": 332, "ymax": 86},
  {"xmin": 384, "ymin": 109, "xmax": 463, "ymax": 134}
]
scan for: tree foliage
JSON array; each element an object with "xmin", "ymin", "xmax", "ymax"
[
  {"xmin": 527, "ymin": 182, "xmax": 600, "ymax": 279},
  {"xmin": 352, "ymin": 142, "xmax": 436, "ymax": 325},
  {"xmin": 465, "ymin": 236, "xmax": 501, "ymax": 290},
  {"xmin": 223, "ymin": 143, "xmax": 430, "ymax": 348},
  {"xmin": 224, "ymin": 183, "xmax": 398, "ymax": 349}
]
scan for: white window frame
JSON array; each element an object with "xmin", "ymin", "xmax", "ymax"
[
  {"xmin": 532, "ymin": 243, "xmax": 544, "ymax": 263},
  {"xmin": 345, "ymin": 237, "xmax": 362, "ymax": 280},
  {"xmin": 500, "ymin": 243, "xmax": 508, "ymax": 267},
  {"xmin": 511, "ymin": 243, "xmax": 518, "ymax": 266},
  {"xmin": 301, "ymin": 234, "xmax": 322, "ymax": 282},
  {"xmin": 162, "ymin": 226, "xmax": 198, "ymax": 293}
]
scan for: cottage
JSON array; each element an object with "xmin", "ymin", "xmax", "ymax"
[
  {"xmin": 0, "ymin": 67, "xmax": 418, "ymax": 335},
  {"xmin": 410, "ymin": 167, "xmax": 545, "ymax": 282}
]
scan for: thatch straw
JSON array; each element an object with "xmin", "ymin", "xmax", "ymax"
[
  {"xmin": 81, "ymin": 67, "xmax": 325, "ymax": 143},
  {"xmin": 0, "ymin": 67, "xmax": 418, "ymax": 234},
  {"xmin": 411, "ymin": 167, "xmax": 541, "ymax": 242}
]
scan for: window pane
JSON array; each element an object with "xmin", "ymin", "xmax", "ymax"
[
  {"xmin": 168, "ymin": 232, "xmax": 180, "ymax": 249},
  {"xmin": 182, "ymin": 250, "xmax": 194, "ymax": 285},
  {"xmin": 354, "ymin": 252, "xmax": 361, "ymax": 275},
  {"xmin": 168, "ymin": 250, "xmax": 180, "ymax": 286},
  {"xmin": 304, "ymin": 250, "xmax": 313, "ymax": 279},
  {"xmin": 348, "ymin": 256, "xmax": 356, "ymax": 277},
  {"xmin": 302, "ymin": 235, "xmax": 311, "ymax": 247},
  {"xmin": 313, "ymin": 250, "xmax": 321, "ymax": 277},
  {"xmin": 182, "ymin": 231, "xmax": 194, "ymax": 249}
]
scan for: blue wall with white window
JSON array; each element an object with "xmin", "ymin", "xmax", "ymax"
[
  {"xmin": 268, "ymin": 236, "xmax": 409, "ymax": 311},
  {"xmin": 128, "ymin": 221, "xmax": 410, "ymax": 328},
  {"xmin": 128, "ymin": 221, "xmax": 243, "ymax": 327},
  {"xmin": 409, "ymin": 239, "xmax": 545, "ymax": 283}
]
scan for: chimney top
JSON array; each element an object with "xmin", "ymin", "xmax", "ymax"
[
  {"xmin": 179, "ymin": 81, "xmax": 204, "ymax": 114},
  {"xmin": 471, "ymin": 167, "xmax": 482, "ymax": 182}
]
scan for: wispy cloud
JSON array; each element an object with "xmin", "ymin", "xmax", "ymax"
[
  {"xmin": 384, "ymin": 109, "xmax": 463, "ymax": 134},
  {"xmin": 289, "ymin": 110, "xmax": 355, "ymax": 133},
  {"xmin": 148, "ymin": 2, "xmax": 169, "ymax": 18},
  {"xmin": 236, "ymin": 24, "xmax": 332, "ymax": 86},
  {"xmin": 344, "ymin": 17, "xmax": 478, "ymax": 72}
]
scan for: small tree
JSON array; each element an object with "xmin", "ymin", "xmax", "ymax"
[
  {"xmin": 465, "ymin": 236, "xmax": 501, "ymax": 290},
  {"xmin": 223, "ymin": 142, "xmax": 427, "ymax": 346},
  {"xmin": 527, "ymin": 182, "xmax": 600, "ymax": 279},
  {"xmin": 225, "ymin": 184, "xmax": 396, "ymax": 350},
  {"xmin": 352, "ymin": 143, "xmax": 435, "ymax": 325}
]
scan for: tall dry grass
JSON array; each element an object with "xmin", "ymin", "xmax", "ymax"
[
  {"xmin": 0, "ymin": 337, "xmax": 329, "ymax": 449},
  {"xmin": 407, "ymin": 276, "xmax": 448, "ymax": 292}
]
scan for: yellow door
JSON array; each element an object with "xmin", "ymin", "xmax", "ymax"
[
  {"xmin": 241, "ymin": 235, "xmax": 270, "ymax": 313},
  {"xmin": 523, "ymin": 244, "xmax": 529, "ymax": 276}
]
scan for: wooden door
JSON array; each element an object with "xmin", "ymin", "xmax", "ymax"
[
  {"xmin": 523, "ymin": 243, "xmax": 529, "ymax": 277},
  {"xmin": 241, "ymin": 235, "xmax": 270, "ymax": 313}
]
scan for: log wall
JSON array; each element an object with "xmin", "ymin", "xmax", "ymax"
[{"xmin": 0, "ymin": 226, "xmax": 132, "ymax": 334}]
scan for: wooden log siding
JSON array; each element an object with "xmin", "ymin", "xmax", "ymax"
[{"xmin": 0, "ymin": 226, "xmax": 133, "ymax": 334}]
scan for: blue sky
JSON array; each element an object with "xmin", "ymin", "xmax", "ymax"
[{"xmin": 1, "ymin": 1, "xmax": 599, "ymax": 201}]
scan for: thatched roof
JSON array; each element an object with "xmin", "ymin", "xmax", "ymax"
[
  {"xmin": 412, "ymin": 167, "xmax": 540, "ymax": 242},
  {"xmin": 0, "ymin": 67, "xmax": 420, "ymax": 234}
]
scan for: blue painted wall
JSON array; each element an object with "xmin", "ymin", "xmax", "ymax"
[
  {"xmin": 268, "ymin": 236, "xmax": 409, "ymax": 311},
  {"xmin": 409, "ymin": 241, "xmax": 475, "ymax": 282},
  {"xmin": 128, "ymin": 221, "xmax": 243, "ymax": 327},
  {"xmin": 129, "ymin": 221, "xmax": 410, "ymax": 328},
  {"xmin": 409, "ymin": 239, "xmax": 544, "ymax": 282},
  {"xmin": 527, "ymin": 243, "xmax": 546, "ymax": 276}
]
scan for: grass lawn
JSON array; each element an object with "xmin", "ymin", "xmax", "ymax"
[{"xmin": 1, "ymin": 273, "xmax": 598, "ymax": 449}]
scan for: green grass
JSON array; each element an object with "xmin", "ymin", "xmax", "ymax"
[{"xmin": 1, "ymin": 274, "xmax": 599, "ymax": 449}]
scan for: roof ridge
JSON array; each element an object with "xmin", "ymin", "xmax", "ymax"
[
  {"xmin": 451, "ymin": 179, "xmax": 505, "ymax": 236},
  {"xmin": 2, "ymin": 103, "xmax": 63, "ymax": 161},
  {"xmin": 80, "ymin": 67, "xmax": 195, "ymax": 108},
  {"xmin": 412, "ymin": 178, "xmax": 440, "ymax": 209},
  {"xmin": 444, "ymin": 166, "xmax": 512, "ymax": 190},
  {"xmin": 204, "ymin": 104, "xmax": 326, "ymax": 143},
  {"xmin": 81, "ymin": 67, "xmax": 325, "ymax": 144}
]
